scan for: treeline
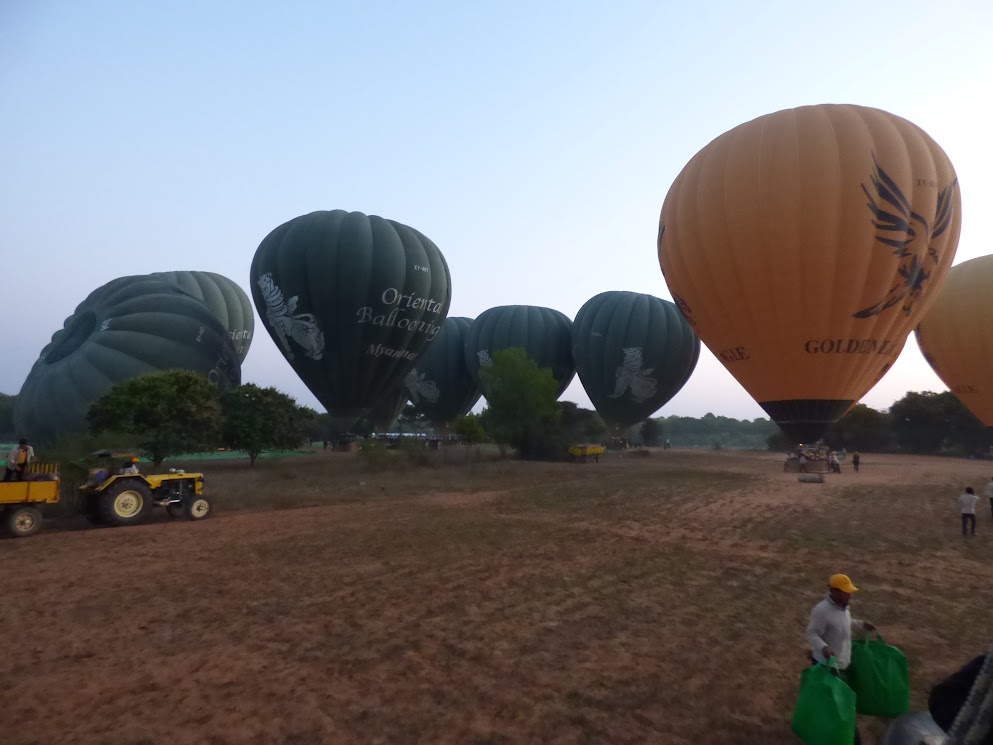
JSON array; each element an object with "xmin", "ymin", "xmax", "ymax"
[
  {"xmin": 767, "ymin": 392, "xmax": 991, "ymax": 457},
  {"xmin": 647, "ymin": 413, "xmax": 777, "ymax": 449}
]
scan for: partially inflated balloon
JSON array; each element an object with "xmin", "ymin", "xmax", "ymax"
[
  {"xmin": 404, "ymin": 317, "xmax": 480, "ymax": 425},
  {"xmin": 915, "ymin": 256, "xmax": 993, "ymax": 425},
  {"xmin": 15, "ymin": 276, "xmax": 241, "ymax": 443},
  {"xmin": 658, "ymin": 104, "xmax": 961, "ymax": 442},
  {"xmin": 150, "ymin": 271, "xmax": 255, "ymax": 362},
  {"xmin": 465, "ymin": 305, "xmax": 575, "ymax": 398},
  {"xmin": 573, "ymin": 291, "xmax": 700, "ymax": 427},
  {"xmin": 250, "ymin": 210, "xmax": 451, "ymax": 432}
]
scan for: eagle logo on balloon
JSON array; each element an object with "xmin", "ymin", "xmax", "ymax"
[{"xmin": 853, "ymin": 155, "xmax": 958, "ymax": 319}]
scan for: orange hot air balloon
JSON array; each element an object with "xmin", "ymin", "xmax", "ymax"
[
  {"xmin": 658, "ymin": 104, "xmax": 961, "ymax": 443},
  {"xmin": 915, "ymin": 255, "xmax": 993, "ymax": 426}
]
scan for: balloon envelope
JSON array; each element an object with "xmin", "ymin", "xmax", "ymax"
[
  {"xmin": 915, "ymin": 255, "xmax": 993, "ymax": 426},
  {"xmin": 573, "ymin": 291, "xmax": 700, "ymax": 427},
  {"xmin": 15, "ymin": 275, "xmax": 241, "ymax": 443},
  {"xmin": 658, "ymin": 104, "xmax": 961, "ymax": 442},
  {"xmin": 405, "ymin": 316, "xmax": 480, "ymax": 425},
  {"xmin": 250, "ymin": 210, "xmax": 452, "ymax": 431},
  {"xmin": 464, "ymin": 305, "xmax": 575, "ymax": 398},
  {"xmin": 150, "ymin": 271, "xmax": 255, "ymax": 362}
]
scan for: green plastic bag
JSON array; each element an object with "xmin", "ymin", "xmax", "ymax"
[
  {"xmin": 792, "ymin": 658, "xmax": 857, "ymax": 745},
  {"xmin": 848, "ymin": 632, "xmax": 910, "ymax": 717}
]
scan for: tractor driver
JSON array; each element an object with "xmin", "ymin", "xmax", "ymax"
[
  {"xmin": 120, "ymin": 457, "xmax": 140, "ymax": 475},
  {"xmin": 4, "ymin": 439, "xmax": 35, "ymax": 482}
]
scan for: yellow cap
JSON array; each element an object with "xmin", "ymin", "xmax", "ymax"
[{"xmin": 829, "ymin": 574, "xmax": 858, "ymax": 593}]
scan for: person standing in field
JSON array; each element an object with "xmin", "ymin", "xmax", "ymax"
[
  {"xmin": 3, "ymin": 438, "xmax": 35, "ymax": 482},
  {"xmin": 805, "ymin": 574, "xmax": 877, "ymax": 745},
  {"xmin": 851, "ymin": 452, "xmax": 860, "ymax": 472},
  {"xmin": 798, "ymin": 453, "xmax": 808, "ymax": 472},
  {"xmin": 987, "ymin": 477, "xmax": 993, "ymax": 519},
  {"xmin": 960, "ymin": 487, "xmax": 979, "ymax": 537}
]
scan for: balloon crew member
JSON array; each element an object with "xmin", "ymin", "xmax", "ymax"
[
  {"xmin": 804, "ymin": 573, "xmax": 877, "ymax": 745},
  {"xmin": 3, "ymin": 438, "xmax": 35, "ymax": 482},
  {"xmin": 960, "ymin": 487, "xmax": 979, "ymax": 537}
]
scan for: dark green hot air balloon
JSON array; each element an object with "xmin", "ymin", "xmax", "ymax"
[
  {"xmin": 14, "ymin": 275, "xmax": 241, "ymax": 443},
  {"xmin": 250, "ymin": 210, "xmax": 451, "ymax": 432},
  {"xmin": 150, "ymin": 271, "xmax": 255, "ymax": 362},
  {"xmin": 572, "ymin": 291, "xmax": 699, "ymax": 426},
  {"xmin": 404, "ymin": 316, "xmax": 480, "ymax": 426},
  {"xmin": 465, "ymin": 305, "xmax": 575, "ymax": 398}
]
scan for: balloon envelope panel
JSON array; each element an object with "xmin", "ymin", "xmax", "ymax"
[{"xmin": 151, "ymin": 271, "xmax": 255, "ymax": 362}]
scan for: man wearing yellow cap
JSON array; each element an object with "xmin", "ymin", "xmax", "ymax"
[{"xmin": 805, "ymin": 574, "xmax": 877, "ymax": 744}]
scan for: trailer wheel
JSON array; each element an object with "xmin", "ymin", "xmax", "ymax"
[
  {"xmin": 185, "ymin": 497, "xmax": 211, "ymax": 521},
  {"xmin": 100, "ymin": 481, "xmax": 153, "ymax": 527},
  {"xmin": 6, "ymin": 506, "xmax": 43, "ymax": 537}
]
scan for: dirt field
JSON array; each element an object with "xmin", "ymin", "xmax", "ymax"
[{"xmin": 2, "ymin": 448, "xmax": 992, "ymax": 745}]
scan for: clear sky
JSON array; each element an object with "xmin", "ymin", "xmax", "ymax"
[{"xmin": 2, "ymin": 0, "xmax": 991, "ymax": 420}]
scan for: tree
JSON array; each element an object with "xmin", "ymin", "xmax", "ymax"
[
  {"xmin": 559, "ymin": 402, "xmax": 607, "ymax": 442},
  {"xmin": 888, "ymin": 391, "xmax": 951, "ymax": 454},
  {"xmin": 88, "ymin": 370, "xmax": 223, "ymax": 465},
  {"xmin": 478, "ymin": 348, "xmax": 565, "ymax": 460},
  {"xmin": 222, "ymin": 384, "xmax": 312, "ymax": 465},
  {"xmin": 453, "ymin": 414, "xmax": 487, "ymax": 445},
  {"xmin": 824, "ymin": 404, "xmax": 892, "ymax": 452},
  {"xmin": 641, "ymin": 418, "xmax": 664, "ymax": 446}
]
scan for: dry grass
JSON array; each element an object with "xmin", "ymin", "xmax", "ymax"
[{"xmin": 2, "ymin": 449, "xmax": 992, "ymax": 745}]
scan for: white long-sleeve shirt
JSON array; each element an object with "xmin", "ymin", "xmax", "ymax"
[{"xmin": 805, "ymin": 597, "xmax": 866, "ymax": 669}]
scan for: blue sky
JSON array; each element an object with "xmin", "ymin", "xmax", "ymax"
[{"xmin": 2, "ymin": 0, "xmax": 991, "ymax": 419}]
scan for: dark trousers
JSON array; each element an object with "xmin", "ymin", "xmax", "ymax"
[
  {"xmin": 808, "ymin": 658, "xmax": 861, "ymax": 745},
  {"xmin": 3, "ymin": 467, "xmax": 23, "ymax": 482},
  {"xmin": 962, "ymin": 513, "xmax": 976, "ymax": 536},
  {"xmin": 989, "ymin": 497, "xmax": 993, "ymax": 519}
]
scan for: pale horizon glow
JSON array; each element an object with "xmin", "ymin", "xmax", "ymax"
[{"xmin": 2, "ymin": 1, "xmax": 991, "ymax": 422}]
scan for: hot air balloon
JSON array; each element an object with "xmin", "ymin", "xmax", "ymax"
[
  {"xmin": 150, "ymin": 271, "xmax": 255, "ymax": 362},
  {"xmin": 404, "ymin": 316, "xmax": 480, "ymax": 426},
  {"xmin": 572, "ymin": 291, "xmax": 700, "ymax": 427},
  {"xmin": 915, "ymin": 255, "xmax": 993, "ymax": 425},
  {"xmin": 14, "ymin": 276, "xmax": 241, "ymax": 443},
  {"xmin": 250, "ymin": 210, "xmax": 452, "ymax": 433},
  {"xmin": 658, "ymin": 104, "xmax": 961, "ymax": 442},
  {"xmin": 465, "ymin": 305, "xmax": 575, "ymax": 398}
]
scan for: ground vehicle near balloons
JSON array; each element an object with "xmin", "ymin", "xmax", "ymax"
[
  {"xmin": 0, "ymin": 463, "xmax": 61, "ymax": 537},
  {"xmin": 1, "ymin": 452, "xmax": 211, "ymax": 538},
  {"xmin": 80, "ymin": 451, "xmax": 211, "ymax": 527}
]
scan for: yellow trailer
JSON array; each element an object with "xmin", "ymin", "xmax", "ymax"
[{"xmin": 0, "ymin": 463, "xmax": 61, "ymax": 537}]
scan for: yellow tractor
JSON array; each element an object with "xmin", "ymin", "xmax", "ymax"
[{"xmin": 1, "ymin": 451, "xmax": 211, "ymax": 538}]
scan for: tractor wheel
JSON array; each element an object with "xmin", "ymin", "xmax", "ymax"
[
  {"xmin": 5, "ymin": 506, "xmax": 43, "ymax": 538},
  {"xmin": 185, "ymin": 497, "xmax": 211, "ymax": 521},
  {"xmin": 99, "ymin": 480, "xmax": 153, "ymax": 527}
]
